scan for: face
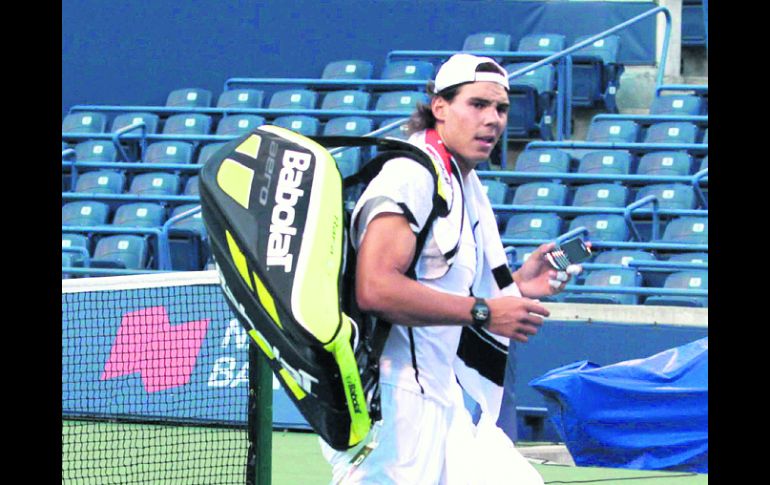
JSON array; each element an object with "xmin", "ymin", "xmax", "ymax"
[{"xmin": 432, "ymin": 81, "xmax": 509, "ymax": 174}]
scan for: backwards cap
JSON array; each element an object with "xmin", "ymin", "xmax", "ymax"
[{"xmin": 433, "ymin": 53, "xmax": 510, "ymax": 94}]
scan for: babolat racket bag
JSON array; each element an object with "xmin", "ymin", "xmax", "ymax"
[{"xmin": 199, "ymin": 125, "xmax": 446, "ymax": 450}]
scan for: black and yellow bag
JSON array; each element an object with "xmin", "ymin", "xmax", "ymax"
[{"xmin": 199, "ymin": 125, "xmax": 448, "ymax": 450}]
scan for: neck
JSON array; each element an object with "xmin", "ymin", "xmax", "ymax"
[{"xmin": 430, "ymin": 127, "xmax": 475, "ymax": 178}]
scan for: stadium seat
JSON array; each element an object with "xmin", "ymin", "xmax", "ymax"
[
  {"xmin": 215, "ymin": 114, "xmax": 265, "ymax": 136},
  {"xmin": 649, "ymin": 94, "xmax": 704, "ymax": 116},
  {"xmin": 168, "ymin": 204, "xmax": 205, "ymax": 236},
  {"xmin": 375, "ymin": 91, "xmax": 429, "ymax": 112},
  {"xmin": 62, "ymin": 112, "xmax": 108, "ymax": 134},
  {"xmin": 635, "ymin": 183, "xmax": 697, "ymax": 210},
  {"xmin": 184, "ymin": 175, "xmax": 200, "ymax": 196},
  {"xmin": 636, "ymin": 151, "xmax": 693, "ymax": 176},
  {"xmin": 698, "ymin": 155, "xmax": 708, "ymax": 171},
  {"xmin": 569, "ymin": 214, "xmax": 629, "ymax": 242},
  {"xmin": 321, "ymin": 59, "xmax": 374, "ymax": 79},
  {"xmin": 168, "ymin": 204, "xmax": 208, "ymax": 271},
  {"xmin": 62, "ymin": 233, "xmax": 90, "ymax": 253},
  {"xmin": 75, "ymin": 140, "xmax": 117, "ymax": 162},
  {"xmin": 381, "ymin": 60, "xmax": 435, "ymax": 80},
  {"xmin": 90, "ymin": 235, "xmax": 148, "ymax": 270},
  {"xmin": 196, "ymin": 143, "xmax": 226, "ymax": 165},
  {"xmin": 504, "ymin": 62, "xmax": 557, "ymax": 139},
  {"xmin": 668, "ymin": 252, "xmax": 709, "ymax": 264},
  {"xmin": 165, "ymin": 88, "xmax": 213, "ymax": 108},
  {"xmin": 481, "ymin": 180, "xmax": 509, "ymax": 205},
  {"xmin": 564, "ymin": 268, "xmax": 642, "ymax": 305},
  {"xmin": 321, "ymin": 90, "xmax": 371, "ymax": 111},
  {"xmin": 162, "ymin": 113, "xmax": 213, "ymax": 136},
  {"xmin": 645, "ymin": 270, "xmax": 708, "ymax": 307},
  {"xmin": 503, "ymin": 213, "xmax": 563, "ymax": 240},
  {"xmin": 112, "ymin": 202, "xmax": 166, "ymax": 228},
  {"xmin": 586, "ymin": 120, "xmax": 640, "ymax": 143},
  {"xmin": 323, "ymin": 116, "xmax": 374, "ymax": 136},
  {"xmin": 516, "ymin": 33, "xmax": 566, "ymax": 52},
  {"xmin": 128, "ymin": 172, "xmax": 181, "ymax": 196},
  {"xmin": 272, "ymin": 115, "xmax": 321, "ymax": 136},
  {"xmin": 333, "ymin": 148, "xmax": 362, "ymax": 178},
  {"xmin": 660, "ymin": 216, "xmax": 708, "ymax": 244},
  {"xmin": 144, "ymin": 141, "xmax": 194, "ymax": 165},
  {"xmin": 462, "ymin": 32, "xmax": 511, "ymax": 51},
  {"xmin": 506, "ymin": 63, "xmax": 555, "ymax": 95},
  {"xmin": 509, "ymin": 245, "xmax": 541, "ymax": 265},
  {"xmin": 62, "ymin": 233, "xmax": 90, "ymax": 267},
  {"xmin": 62, "ymin": 201, "xmax": 110, "ymax": 226},
  {"xmin": 572, "ymin": 183, "xmax": 629, "ymax": 208},
  {"xmin": 643, "ymin": 122, "xmax": 699, "ymax": 144},
  {"xmin": 511, "ymin": 182, "xmax": 568, "ymax": 206},
  {"xmin": 216, "ymin": 89, "xmax": 265, "ymax": 109},
  {"xmin": 74, "ymin": 170, "xmax": 125, "ymax": 194},
  {"xmin": 377, "ymin": 117, "xmax": 410, "ymax": 139},
  {"xmin": 110, "ymin": 112, "xmax": 160, "ymax": 134},
  {"xmin": 570, "ymin": 35, "xmax": 623, "ymax": 111},
  {"xmin": 514, "ymin": 149, "xmax": 570, "ymax": 173},
  {"xmin": 576, "ymin": 150, "xmax": 632, "ymax": 175},
  {"xmin": 594, "ymin": 249, "xmax": 657, "ymax": 285},
  {"xmin": 268, "ymin": 89, "xmax": 318, "ymax": 109}
]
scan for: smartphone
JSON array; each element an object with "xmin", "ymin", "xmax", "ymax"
[{"xmin": 546, "ymin": 237, "xmax": 592, "ymax": 270}]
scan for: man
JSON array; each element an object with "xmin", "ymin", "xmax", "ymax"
[{"xmin": 321, "ymin": 53, "xmax": 579, "ymax": 484}]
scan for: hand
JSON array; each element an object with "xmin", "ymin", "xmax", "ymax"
[
  {"xmin": 485, "ymin": 296, "xmax": 550, "ymax": 343},
  {"xmin": 513, "ymin": 242, "xmax": 584, "ymax": 299}
]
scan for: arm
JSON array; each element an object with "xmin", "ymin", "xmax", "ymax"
[{"xmin": 356, "ymin": 212, "xmax": 550, "ymax": 342}]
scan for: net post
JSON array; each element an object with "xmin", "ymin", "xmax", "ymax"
[{"xmin": 246, "ymin": 342, "xmax": 273, "ymax": 485}]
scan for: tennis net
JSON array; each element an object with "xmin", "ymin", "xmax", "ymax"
[{"xmin": 62, "ymin": 271, "xmax": 257, "ymax": 484}]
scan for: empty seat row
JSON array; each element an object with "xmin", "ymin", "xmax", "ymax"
[
  {"xmin": 62, "ymin": 200, "xmax": 203, "ymax": 231},
  {"xmin": 66, "ymin": 171, "xmax": 199, "ymax": 196},
  {"xmin": 514, "ymin": 149, "xmax": 708, "ymax": 176},
  {"xmin": 586, "ymin": 120, "xmax": 707, "ymax": 144}
]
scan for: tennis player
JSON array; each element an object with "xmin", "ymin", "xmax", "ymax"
[{"xmin": 320, "ymin": 53, "xmax": 580, "ymax": 484}]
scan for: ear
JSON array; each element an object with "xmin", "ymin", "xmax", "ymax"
[{"xmin": 431, "ymin": 96, "xmax": 448, "ymax": 123}]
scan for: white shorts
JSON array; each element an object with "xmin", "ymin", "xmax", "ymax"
[{"xmin": 320, "ymin": 383, "xmax": 544, "ymax": 485}]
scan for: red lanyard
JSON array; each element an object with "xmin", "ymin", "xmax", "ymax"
[{"xmin": 425, "ymin": 128, "xmax": 453, "ymax": 175}]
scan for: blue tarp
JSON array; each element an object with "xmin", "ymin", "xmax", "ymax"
[{"xmin": 530, "ymin": 337, "xmax": 708, "ymax": 473}]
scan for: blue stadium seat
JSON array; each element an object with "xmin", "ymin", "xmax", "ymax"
[
  {"xmin": 268, "ymin": 89, "xmax": 318, "ymax": 109},
  {"xmin": 168, "ymin": 204, "xmax": 205, "ymax": 236},
  {"xmin": 215, "ymin": 114, "xmax": 265, "ymax": 136},
  {"xmin": 168, "ymin": 204, "xmax": 208, "ymax": 271},
  {"xmin": 62, "ymin": 233, "xmax": 90, "ymax": 253},
  {"xmin": 463, "ymin": 32, "xmax": 511, "ymax": 51},
  {"xmin": 74, "ymin": 170, "xmax": 125, "ymax": 194},
  {"xmin": 698, "ymin": 155, "xmax": 708, "ymax": 171},
  {"xmin": 667, "ymin": 252, "xmax": 709, "ymax": 264},
  {"xmin": 75, "ymin": 140, "xmax": 117, "ymax": 162},
  {"xmin": 216, "ymin": 89, "xmax": 265, "ymax": 109},
  {"xmin": 144, "ymin": 141, "xmax": 194, "ymax": 165},
  {"xmin": 62, "ymin": 233, "xmax": 90, "ymax": 267},
  {"xmin": 509, "ymin": 245, "xmax": 541, "ymax": 265},
  {"xmin": 506, "ymin": 63, "xmax": 555, "ymax": 95},
  {"xmin": 572, "ymin": 183, "xmax": 628, "ymax": 208},
  {"xmin": 586, "ymin": 120, "xmax": 640, "ymax": 143},
  {"xmin": 112, "ymin": 202, "xmax": 166, "ymax": 228},
  {"xmin": 165, "ymin": 88, "xmax": 213, "ymax": 108},
  {"xmin": 564, "ymin": 268, "xmax": 642, "ymax": 305},
  {"xmin": 511, "ymin": 182, "xmax": 568, "ymax": 206},
  {"xmin": 645, "ymin": 270, "xmax": 708, "ymax": 307},
  {"xmin": 381, "ymin": 60, "xmax": 434, "ymax": 80},
  {"xmin": 643, "ymin": 122, "xmax": 699, "ymax": 144},
  {"xmin": 576, "ymin": 150, "xmax": 632, "ymax": 175},
  {"xmin": 184, "ymin": 175, "xmax": 200, "ymax": 196},
  {"xmin": 110, "ymin": 112, "xmax": 160, "ymax": 134},
  {"xmin": 323, "ymin": 116, "xmax": 374, "ymax": 136},
  {"xmin": 128, "ymin": 172, "xmax": 181, "ymax": 196},
  {"xmin": 62, "ymin": 112, "xmax": 107, "ymax": 134},
  {"xmin": 681, "ymin": 0, "xmax": 707, "ymax": 46},
  {"xmin": 196, "ymin": 143, "xmax": 226, "ymax": 165},
  {"xmin": 321, "ymin": 60, "xmax": 374, "ymax": 79},
  {"xmin": 569, "ymin": 214, "xmax": 629, "ymax": 242},
  {"xmin": 272, "ymin": 115, "xmax": 321, "ymax": 136},
  {"xmin": 594, "ymin": 249, "xmax": 657, "ymax": 285},
  {"xmin": 375, "ymin": 91, "xmax": 429, "ymax": 112},
  {"xmin": 516, "ymin": 33, "xmax": 566, "ymax": 52},
  {"xmin": 570, "ymin": 35, "xmax": 623, "ymax": 111},
  {"xmin": 90, "ymin": 235, "xmax": 148, "ymax": 269},
  {"xmin": 62, "ymin": 201, "xmax": 110, "ymax": 226},
  {"xmin": 321, "ymin": 90, "xmax": 371, "ymax": 111},
  {"xmin": 635, "ymin": 183, "xmax": 697, "ymax": 210},
  {"xmin": 481, "ymin": 180, "xmax": 509, "ymax": 205},
  {"xmin": 504, "ymin": 62, "xmax": 557, "ymax": 139},
  {"xmin": 514, "ymin": 149, "xmax": 570, "ymax": 174},
  {"xmin": 660, "ymin": 216, "xmax": 708, "ymax": 244},
  {"xmin": 636, "ymin": 151, "xmax": 693, "ymax": 176},
  {"xmin": 162, "ymin": 113, "xmax": 213, "ymax": 136},
  {"xmin": 503, "ymin": 213, "xmax": 563, "ymax": 239},
  {"xmin": 378, "ymin": 118, "xmax": 410, "ymax": 140},
  {"xmin": 333, "ymin": 149, "xmax": 362, "ymax": 178},
  {"xmin": 649, "ymin": 94, "xmax": 704, "ymax": 116}
]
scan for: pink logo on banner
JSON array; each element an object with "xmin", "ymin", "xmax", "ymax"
[{"xmin": 101, "ymin": 306, "xmax": 210, "ymax": 393}]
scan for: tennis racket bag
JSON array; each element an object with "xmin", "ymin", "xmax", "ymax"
[{"xmin": 199, "ymin": 125, "xmax": 447, "ymax": 450}]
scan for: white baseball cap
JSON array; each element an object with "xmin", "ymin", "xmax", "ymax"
[{"xmin": 433, "ymin": 53, "xmax": 510, "ymax": 94}]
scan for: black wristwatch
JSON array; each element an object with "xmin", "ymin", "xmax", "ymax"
[{"xmin": 470, "ymin": 298, "xmax": 490, "ymax": 330}]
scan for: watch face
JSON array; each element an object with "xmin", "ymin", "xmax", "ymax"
[{"xmin": 473, "ymin": 302, "xmax": 489, "ymax": 321}]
